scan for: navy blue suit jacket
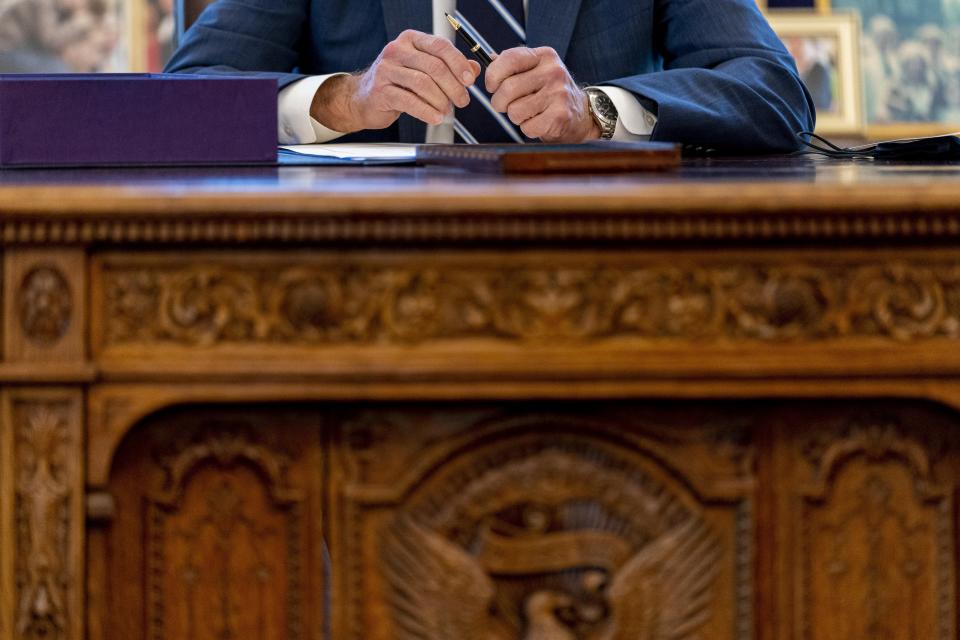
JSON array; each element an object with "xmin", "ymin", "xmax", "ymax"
[{"xmin": 165, "ymin": 0, "xmax": 816, "ymax": 152}]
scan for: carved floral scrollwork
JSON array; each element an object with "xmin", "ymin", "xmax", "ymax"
[
  {"xmin": 608, "ymin": 268, "xmax": 720, "ymax": 338},
  {"xmin": 846, "ymin": 264, "xmax": 959, "ymax": 341},
  {"xmin": 721, "ymin": 266, "xmax": 837, "ymax": 340},
  {"xmin": 13, "ymin": 401, "xmax": 74, "ymax": 640},
  {"xmin": 101, "ymin": 260, "xmax": 960, "ymax": 347},
  {"xmin": 19, "ymin": 266, "xmax": 72, "ymax": 346}
]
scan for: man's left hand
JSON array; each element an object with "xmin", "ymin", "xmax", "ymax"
[{"xmin": 485, "ymin": 47, "xmax": 601, "ymax": 143}]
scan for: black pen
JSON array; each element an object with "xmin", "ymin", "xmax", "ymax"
[{"xmin": 445, "ymin": 13, "xmax": 494, "ymax": 68}]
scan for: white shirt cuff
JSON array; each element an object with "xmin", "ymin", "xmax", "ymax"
[
  {"xmin": 589, "ymin": 85, "xmax": 658, "ymax": 141},
  {"xmin": 277, "ymin": 74, "xmax": 349, "ymax": 144}
]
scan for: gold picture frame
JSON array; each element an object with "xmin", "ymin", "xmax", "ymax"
[
  {"xmin": 130, "ymin": 0, "xmax": 176, "ymax": 72},
  {"xmin": 824, "ymin": 0, "xmax": 960, "ymax": 139},
  {"xmin": 766, "ymin": 12, "xmax": 865, "ymax": 135}
]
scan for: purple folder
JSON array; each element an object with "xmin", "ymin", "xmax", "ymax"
[{"xmin": 0, "ymin": 74, "xmax": 277, "ymax": 167}]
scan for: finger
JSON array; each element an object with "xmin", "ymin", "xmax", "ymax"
[
  {"xmin": 533, "ymin": 46, "xmax": 563, "ymax": 63},
  {"xmin": 506, "ymin": 88, "xmax": 550, "ymax": 125},
  {"xmin": 520, "ymin": 106, "xmax": 566, "ymax": 140},
  {"xmin": 491, "ymin": 66, "xmax": 548, "ymax": 112},
  {"xmin": 485, "ymin": 47, "xmax": 540, "ymax": 93},
  {"xmin": 413, "ymin": 32, "xmax": 479, "ymax": 84},
  {"xmin": 387, "ymin": 65, "xmax": 452, "ymax": 114},
  {"xmin": 397, "ymin": 48, "xmax": 471, "ymax": 108},
  {"xmin": 382, "ymin": 85, "xmax": 445, "ymax": 125}
]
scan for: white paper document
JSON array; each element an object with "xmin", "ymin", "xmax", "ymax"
[{"xmin": 280, "ymin": 143, "xmax": 418, "ymax": 161}]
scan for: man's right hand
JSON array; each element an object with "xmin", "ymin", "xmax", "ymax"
[{"xmin": 311, "ymin": 30, "xmax": 481, "ymax": 133}]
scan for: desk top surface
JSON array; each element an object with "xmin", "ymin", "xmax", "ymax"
[
  {"xmin": 1, "ymin": 156, "xmax": 958, "ymax": 245},
  {"xmin": 0, "ymin": 155, "xmax": 957, "ymax": 210}
]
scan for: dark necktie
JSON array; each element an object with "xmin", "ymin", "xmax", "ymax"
[{"xmin": 453, "ymin": 0, "xmax": 527, "ymax": 143}]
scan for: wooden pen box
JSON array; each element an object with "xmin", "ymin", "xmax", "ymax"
[{"xmin": 416, "ymin": 141, "xmax": 681, "ymax": 173}]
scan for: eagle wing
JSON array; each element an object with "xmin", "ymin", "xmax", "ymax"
[
  {"xmin": 601, "ymin": 517, "xmax": 723, "ymax": 640},
  {"xmin": 381, "ymin": 513, "xmax": 497, "ymax": 640}
]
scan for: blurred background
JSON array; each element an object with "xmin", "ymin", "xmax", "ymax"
[
  {"xmin": 769, "ymin": 0, "xmax": 960, "ymax": 131},
  {"xmin": 0, "ymin": 0, "xmax": 172, "ymax": 73}
]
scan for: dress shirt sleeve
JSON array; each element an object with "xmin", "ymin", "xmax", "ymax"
[
  {"xmin": 277, "ymin": 74, "xmax": 350, "ymax": 145},
  {"xmin": 590, "ymin": 85, "xmax": 658, "ymax": 140}
]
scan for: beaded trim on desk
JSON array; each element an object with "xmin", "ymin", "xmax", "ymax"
[{"xmin": 1, "ymin": 212, "xmax": 960, "ymax": 245}]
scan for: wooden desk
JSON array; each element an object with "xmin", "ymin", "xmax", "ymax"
[{"xmin": 1, "ymin": 157, "xmax": 959, "ymax": 640}]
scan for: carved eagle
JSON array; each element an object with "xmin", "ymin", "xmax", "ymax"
[{"xmin": 381, "ymin": 514, "xmax": 722, "ymax": 640}]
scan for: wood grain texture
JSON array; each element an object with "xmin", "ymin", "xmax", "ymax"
[
  {"xmin": 102, "ymin": 407, "xmax": 325, "ymax": 640},
  {"xmin": 0, "ymin": 390, "xmax": 12, "ymax": 640},
  {"xmin": 0, "ymin": 177, "xmax": 958, "ymax": 217},
  {"xmin": 0, "ymin": 160, "xmax": 958, "ymax": 245},
  {"xmin": 2, "ymin": 160, "xmax": 960, "ymax": 639},
  {"xmin": 92, "ymin": 400, "xmax": 960, "ymax": 640},
  {"xmin": 780, "ymin": 404, "xmax": 960, "ymax": 640}
]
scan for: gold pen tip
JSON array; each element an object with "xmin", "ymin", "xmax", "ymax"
[{"xmin": 445, "ymin": 13, "xmax": 461, "ymax": 30}]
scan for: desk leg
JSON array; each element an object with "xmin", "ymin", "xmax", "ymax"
[
  {"xmin": 1, "ymin": 248, "xmax": 88, "ymax": 640},
  {"xmin": 1, "ymin": 388, "xmax": 84, "ymax": 640}
]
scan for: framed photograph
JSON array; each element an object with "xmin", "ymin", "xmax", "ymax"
[
  {"xmin": 767, "ymin": 12, "xmax": 865, "ymax": 135},
  {"xmin": 130, "ymin": 0, "xmax": 174, "ymax": 71},
  {"xmin": 0, "ymin": 0, "xmax": 132, "ymax": 73},
  {"xmin": 829, "ymin": 0, "xmax": 960, "ymax": 137}
]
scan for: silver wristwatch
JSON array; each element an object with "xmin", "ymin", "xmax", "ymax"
[{"xmin": 585, "ymin": 89, "xmax": 618, "ymax": 140}]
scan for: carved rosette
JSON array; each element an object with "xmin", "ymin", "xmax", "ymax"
[
  {"xmin": 13, "ymin": 400, "xmax": 75, "ymax": 640},
  {"xmin": 19, "ymin": 266, "xmax": 72, "ymax": 346},
  {"xmin": 799, "ymin": 417, "xmax": 957, "ymax": 640},
  {"xmin": 101, "ymin": 259, "xmax": 960, "ymax": 347}
]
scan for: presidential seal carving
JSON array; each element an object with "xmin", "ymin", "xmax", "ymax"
[
  {"xmin": 379, "ymin": 438, "xmax": 728, "ymax": 640},
  {"xmin": 19, "ymin": 266, "xmax": 72, "ymax": 345}
]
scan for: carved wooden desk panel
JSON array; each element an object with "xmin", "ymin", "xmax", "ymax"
[{"xmin": 1, "ymin": 158, "xmax": 960, "ymax": 640}]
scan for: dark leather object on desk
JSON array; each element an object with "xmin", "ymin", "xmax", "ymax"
[
  {"xmin": 802, "ymin": 132, "xmax": 960, "ymax": 161},
  {"xmin": 416, "ymin": 141, "xmax": 681, "ymax": 173},
  {"xmin": 872, "ymin": 135, "xmax": 960, "ymax": 160}
]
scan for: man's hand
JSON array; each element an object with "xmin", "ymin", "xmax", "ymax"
[
  {"xmin": 311, "ymin": 30, "xmax": 481, "ymax": 133},
  {"xmin": 486, "ymin": 47, "xmax": 600, "ymax": 143}
]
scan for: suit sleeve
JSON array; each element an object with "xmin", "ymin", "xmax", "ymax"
[
  {"xmin": 163, "ymin": 0, "xmax": 309, "ymax": 90},
  {"xmin": 605, "ymin": 0, "xmax": 816, "ymax": 153}
]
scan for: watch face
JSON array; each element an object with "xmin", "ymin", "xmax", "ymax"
[
  {"xmin": 594, "ymin": 93, "xmax": 616, "ymax": 120},
  {"xmin": 587, "ymin": 90, "xmax": 617, "ymax": 138}
]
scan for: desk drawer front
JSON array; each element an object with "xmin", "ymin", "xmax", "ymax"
[{"xmin": 90, "ymin": 250, "xmax": 960, "ymax": 380}]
